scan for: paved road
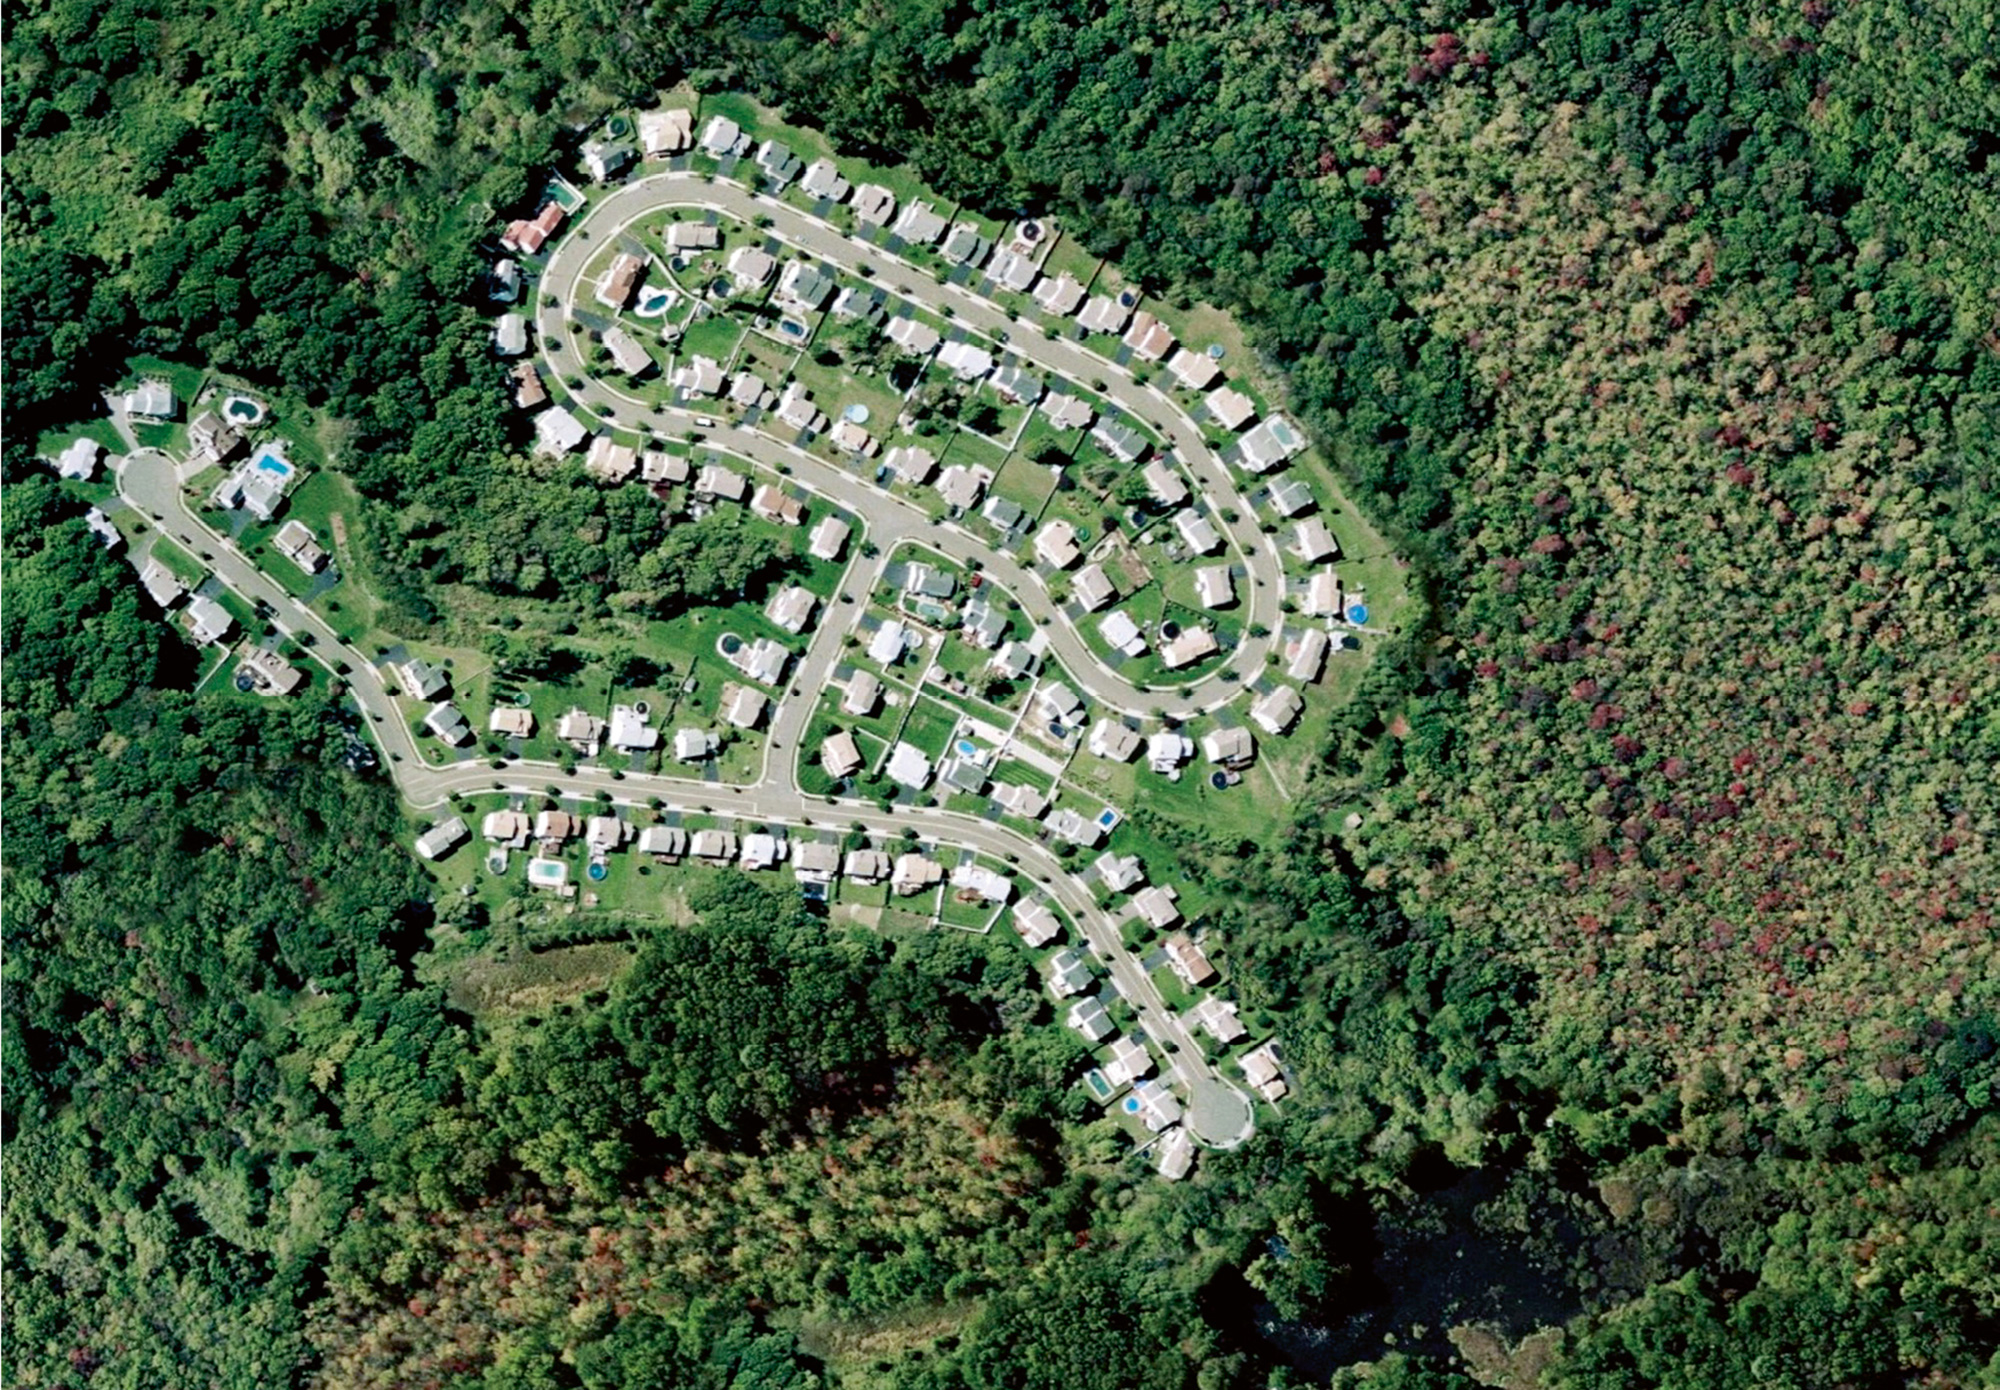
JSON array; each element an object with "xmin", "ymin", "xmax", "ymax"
[
  {"xmin": 113, "ymin": 443, "xmax": 1253, "ymax": 1148},
  {"xmin": 535, "ymin": 171, "xmax": 1288, "ymax": 722}
]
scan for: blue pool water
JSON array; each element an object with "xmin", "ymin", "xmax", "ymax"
[
  {"xmin": 586, "ymin": 861, "xmax": 608, "ymax": 881},
  {"xmin": 1346, "ymin": 603, "xmax": 1370, "ymax": 624},
  {"xmin": 1123, "ymin": 1096, "xmax": 1142, "ymax": 1114},
  {"xmin": 843, "ymin": 403, "xmax": 871, "ymax": 424},
  {"xmin": 955, "ymin": 738, "xmax": 978, "ymax": 758},
  {"xmin": 779, "ymin": 319, "xmax": 808, "ymax": 339},
  {"xmin": 1095, "ymin": 808, "xmax": 1120, "ymax": 830},
  {"xmin": 255, "ymin": 451, "xmax": 293, "ymax": 479}
]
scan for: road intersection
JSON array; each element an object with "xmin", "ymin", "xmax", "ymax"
[{"xmin": 115, "ymin": 168, "xmax": 1273, "ymax": 1150}]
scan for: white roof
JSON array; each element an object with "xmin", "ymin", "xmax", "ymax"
[
  {"xmin": 1167, "ymin": 347, "xmax": 1221, "ymax": 390},
  {"xmin": 1205, "ymin": 385, "xmax": 1257, "ymax": 431},
  {"xmin": 673, "ymin": 727, "xmax": 716, "ymax": 761},
  {"xmin": 1033, "ymin": 273, "xmax": 1086, "ymax": 315},
  {"xmin": 1147, "ymin": 732, "xmax": 1193, "ymax": 773},
  {"xmin": 885, "ymin": 741, "xmax": 932, "ymax": 790},
  {"xmin": 892, "ymin": 200, "xmax": 948, "ymax": 243},
  {"xmin": 699, "ymin": 115, "xmax": 742, "ymax": 155},
  {"xmin": 1012, "ymin": 899, "xmax": 1062, "ymax": 946},
  {"xmin": 607, "ymin": 704, "xmax": 657, "ymax": 751},
  {"xmin": 1076, "ymin": 294, "xmax": 1131, "ymax": 335},
  {"xmin": 1160, "ymin": 627, "xmax": 1219, "ymax": 669},
  {"xmin": 1195, "ymin": 565, "xmax": 1234, "ymax": 608},
  {"xmin": 1287, "ymin": 627, "xmax": 1331, "ymax": 683},
  {"xmin": 1303, "ymin": 569, "xmax": 1343, "ymax": 617},
  {"xmin": 937, "ymin": 340, "xmax": 994, "ymax": 380},
  {"xmin": 884, "ymin": 315, "xmax": 940, "ymax": 354},
  {"xmin": 1098, "ymin": 609, "xmax": 1146, "ymax": 654},
  {"xmin": 1142, "ymin": 460, "xmax": 1189, "ymax": 506},
  {"xmin": 1088, "ymin": 718, "xmax": 1142, "ymax": 762},
  {"xmin": 868, "ymin": 620, "xmax": 908, "ymax": 665},
  {"xmin": 1291, "ymin": 517, "xmax": 1339, "ymax": 563},
  {"xmin": 950, "ymin": 862, "xmax": 1013, "ymax": 903},
  {"xmin": 1174, "ymin": 510, "xmax": 1221, "ymax": 554},
  {"xmin": 534, "ymin": 407, "xmax": 588, "ymax": 456},
  {"xmin": 1094, "ymin": 851, "xmax": 1145, "ymax": 891},
  {"xmin": 799, "ymin": 158, "xmax": 850, "ymax": 202},
  {"xmin": 1250, "ymin": 685, "xmax": 1304, "ymax": 736},
  {"xmin": 767, "ymin": 585, "xmax": 816, "ymax": 633},
  {"xmin": 809, "ymin": 514, "xmax": 851, "ymax": 560},
  {"xmin": 1072, "ymin": 563, "xmax": 1118, "ymax": 611}
]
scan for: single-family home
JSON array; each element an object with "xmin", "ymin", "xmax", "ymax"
[
  {"xmin": 1201, "ymin": 725, "xmax": 1256, "ymax": 768},
  {"xmin": 211, "ymin": 447, "xmax": 294, "ymax": 521},
  {"xmin": 512, "ymin": 361, "xmax": 548, "ymax": 409},
  {"xmin": 985, "ymin": 248, "xmax": 1040, "ymax": 292},
  {"xmin": 799, "ymin": 158, "xmax": 850, "ymax": 202},
  {"xmin": 852, "ymin": 183, "xmax": 897, "ymax": 226},
  {"xmin": 885, "ymin": 741, "xmax": 933, "ymax": 791},
  {"xmin": 691, "ymin": 828, "xmax": 739, "ymax": 861},
  {"xmin": 988, "ymin": 640, "xmax": 1036, "ymax": 681},
  {"xmin": 581, "ymin": 140, "xmax": 634, "ymax": 182},
  {"xmin": 1034, "ymin": 519, "xmax": 1082, "ymax": 569},
  {"xmin": 991, "ymin": 782, "xmax": 1049, "ymax": 821},
  {"xmin": 934, "ymin": 464, "xmax": 988, "ymax": 511},
  {"xmin": 272, "ymin": 520, "xmax": 328, "ymax": 573},
  {"xmin": 885, "ymin": 444, "xmax": 938, "ymax": 485},
  {"xmin": 1195, "ymin": 565, "xmax": 1235, "ymax": 609},
  {"xmin": 830, "ymin": 419, "xmax": 876, "ymax": 456},
  {"xmin": 869, "ymin": 619, "xmax": 910, "ymax": 666},
  {"xmin": 586, "ymin": 814, "xmax": 628, "ymax": 854},
  {"xmin": 667, "ymin": 221, "xmax": 720, "ymax": 251},
  {"xmin": 187, "ymin": 412, "xmax": 245, "ymax": 465},
  {"xmin": 721, "ymin": 683, "xmax": 768, "ymax": 729},
  {"xmin": 1122, "ymin": 311, "xmax": 1175, "ymax": 361},
  {"xmin": 642, "ymin": 449, "xmax": 690, "ymax": 484},
  {"xmin": 493, "ymin": 313, "xmax": 528, "ymax": 356},
  {"xmin": 841, "ymin": 668, "xmax": 881, "ymax": 716},
  {"xmin": 1072, "ymin": 563, "xmax": 1118, "ymax": 612},
  {"xmin": 183, "ymin": 595, "xmax": 232, "ymax": 648},
  {"xmin": 891, "ymin": 852, "xmax": 944, "ymax": 895},
  {"xmin": 488, "ymin": 707, "xmax": 535, "ymax": 738},
  {"xmin": 906, "ymin": 562, "xmax": 956, "ymax": 599},
  {"xmin": 767, "ymin": 585, "xmax": 816, "ymax": 634},
  {"xmin": 774, "ymin": 381, "xmax": 826, "ymax": 433},
  {"xmin": 940, "ymin": 222, "xmax": 990, "ymax": 266},
  {"xmin": 884, "ymin": 315, "xmax": 940, "ymax": 354},
  {"xmin": 1236, "ymin": 413, "xmax": 1307, "ymax": 471},
  {"xmin": 1076, "ymin": 294, "xmax": 1131, "ymax": 336},
  {"xmin": 1291, "ymin": 517, "xmax": 1339, "ymax": 564},
  {"xmin": 607, "ymin": 704, "xmax": 658, "ymax": 752},
  {"xmin": 1205, "ymin": 385, "xmax": 1257, "ymax": 431},
  {"xmin": 639, "ymin": 107, "xmax": 693, "ymax": 156},
  {"xmin": 777, "ymin": 259, "xmax": 835, "ymax": 311},
  {"xmin": 1136, "ymin": 886, "xmax": 1185, "ymax": 933},
  {"xmin": 983, "ymin": 496, "xmax": 1026, "ymax": 533},
  {"xmin": 674, "ymin": 727, "xmax": 719, "ymax": 763},
  {"xmin": 1088, "ymin": 718, "xmax": 1143, "ymax": 763},
  {"xmin": 699, "ymin": 115, "xmax": 749, "ymax": 158},
  {"xmin": 1104, "ymin": 1035, "xmax": 1153, "ymax": 1086},
  {"xmin": 937, "ymin": 340, "xmax": 994, "ymax": 381},
  {"xmin": 1168, "ymin": 348, "xmax": 1216, "ymax": 392},
  {"xmin": 727, "ymin": 245, "xmax": 776, "ymax": 290},
  {"xmin": 1189, "ymin": 995, "xmax": 1248, "ymax": 1045},
  {"xmin": 482, "ymin": 810, "xmax": 531, "ymax": 847},
  {"xmin": 414, "ymin": 817, "xmax": 469, "ymax": 861},
  {"xmin": 1099, "ymin": 609, "xmax": 1147, "ymax": 657},
  {"xmin": 1286, "ymin": 627, "xmax": 1331, "ymax": 683},
  {"xmin": 1160, "ymin": 626, "xmax": 1219, "ymax": 670},
  {"xmin": 1045, "ymin": 948, "xmax": 1094, "ymax": 998},
  {"xmin": 1046, "ymin": 807, "xmax": 1103, "ymax": 848},
  {"xmin": 557, "ymin": 708, "xmax": 605, "ymax": 755},
  {"xmin": 1130, "ymin": 1078, "xmax": 1183, "ymax": 1131},
  {"xmin": 1241, "ymin": 1042, "xmax": 1288, "ymax": 1101},
  {"xmin": 830, "ymin": 286, "xmax": 873, "ymax": 320},
  {"xmin": 844, "ymin": 848, "xmax": 891, "ymax": 883},
  {"xmin": 424, "ymin": 701, "xmax": 474, "ymax": 746},
  {"xmin": 671, "ymin": 354, "xmax": 725, "ymax": 398},
  {"xmin": 950, "ymin": 862, "xmax": 1013, "ymax": 903},
  {"xmin": 1012, "ymin": 898, "xmax": 1063, "ymax": 947},
  {"xmin": 891, "ymin": 200, "xmax": 948, "ymax": 244},
  {"xmin": 1147, "ymin": 731, "xmax": 1194, "ymax": 776},
  {"xmin": 1041, "ymin": 393, "xmax": 1093, "ymax": 431},
  {"xmin": 729, "ymin": 370, "xmax": 773, "ymax": 410},
  {"xmin": 137, "ymin": 557, "xmax": 185, "ymax": 609},
  {"xmin": 809, "ymin": 514, "xmax": 851, "ymax": 561},
  {"xmin": 81, "ymin": 507, "xmax": 119, "ymax": 550},
  {"xmin": 1090, "ymin": 419, "xmax": 1148, "ymax": 464},
  {"xmin": 1302, "ymin": 568, "xmax": 1343, "ymax": 617},
  {"xmin": 639, "ymin": 825, "xmax": 687, "ymax": 859},
  {"xmin": 991, "ymin": 364, "xmax": 1043, "ymax": 404},
  {"xmin": 751, "ymin": 483, "xmax": 807, "ymax": 526},
  {"xmin": 584, "ymin": 435, "xmax": 639, "ymax": 483},
  {"xmin": 733, "ymin": 637, "xmax": 790, "ymax": 686},
  {"xmin": 1036, "ymin": 682, "xmax": 1085, "ymax": 726},
  {"xmin": 1142, "ymin": 459, "xmax": 1190, "ymax": 507},
  {"xmin": 501, "ymin": 201, "xmax": 565, "ymax": 255},
  {"xmin": 534, "ymin": 407, "xmax": 588, "ymax": 456},
  {"xmin": 941, "ymin": 756, "xmax": 989, "ymax": 796},
  {"xmin": 1094, "ymin": 850, "xmax": 1145, "ymax": 892},
  {"xmin": 960, "ymin": 598, "xmax": 1008, "ymax": 649},
  {"xmin": 1173, "ymin": 509, "xmax": 1222, "ymax": 555},
  {"xmin": 820, "ymin": 728, "xmax": 864, "ymax": 779},
  {"xmin": 602, "ymin": 326, "xmax": 654, "ymax": 377},
  {"xmin": 1266, "ymin": 475, "xmax": 1315, "ymax": 517},
  {"xmin": 793, "ymin": 840, "xmax": 841, "ymax": 885},
  {"xmin": 596, "ymin": 253, "xmax": 645, "ymax": 309},
  {"xmin": 1156, "ymin": 1126, "xmax": 1196, "ymax": 1181},
  {"xmin": 236, "ymin": 644, "xmax": 303, "ymax": 696},
  {"xmin": 739, "ymin": 831, "xmax": 787, "ymax": 870},
  {"xmin": 1067, "ymin": 995, "xmax": 1116, "ymax": 1044},
  {"xmin": 1250, "ymin": 685, "xmax": 1304, "ymax": 736},
  {"xmin": 124, "ymin": 379, "xmax": 177, "ymax": 420},
  {"xmin": 1033, "ymin": 273, "xmax": 1087, "ymax": 316},
  {"xmin": 694, "ymin": 462, "xmax": 747, "ymax": 501},
  {"xmin": 754, "ymin": 139, "xmax": 801, "ymax": 186}
]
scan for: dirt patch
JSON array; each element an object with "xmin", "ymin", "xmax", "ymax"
[{"xmin": 443, "ymin": 941, "xmax": 634, "ymax": 1014}]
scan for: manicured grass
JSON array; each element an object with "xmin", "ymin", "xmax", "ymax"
[
  {"xmin": 678, "ymin": 311, "xmax": 747, "ymax": 365},
  {"xmin": 37, "ymin": 419, "xmax": 127, "ymax": 459},
  {"xmin": 890, "ymin": 692, "xmax": 964, "ymax": 761}
]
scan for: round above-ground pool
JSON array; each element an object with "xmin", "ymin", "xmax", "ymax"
[
  {"xmin": 717, "ymin": 633, "xmax": 744, "ymax": 657},
  {"xmin": 843, "ymin": 403, "xmax": 870, "ymax": 425},
  {"xmin": 233, "ymin": 671, "xmax": 257, "ymax": 693},
  {"xmin": 1210, "ymin": 771, "xmax": 1230, "ymax": 791},
  {"xmin": 1160, "ymin": 620, "xmax": 1182, "ymax": 640},
  {"xmin": 1206, "ymin": 344, "xmax": 1225, "ymax": 360},
  {"xmin": 223, "ymin": 395, "xmax": 267, "ymax": 425},
  {"xmin": 1346, "ymin": 603, "xmax": 1370, "ymax": 625},
  {"xmin": 586, "ymin": 861, "xmax": 608, "ymax": 882}
]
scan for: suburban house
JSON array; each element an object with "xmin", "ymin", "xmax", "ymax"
[
  {"xmin": 809, "ymin": 515, "xmax": 852, "ymax": 561},
  {"xmin": 84, "ymin": 508, "xmax": 120, "ymax": 550},
  {"xmin": 985, "ymin": 248, "xmax": 1040, "ymax": 292},
  {"xmin": 586, "ymin": 815, "xmax": 628, "ymax": 854},
  {"xmin": 534, "ymin": 810, "xmax": 578, "ymax": 846},
  {"xmin": 934, "ymin": 464, "xmax": 988, "ymax": 511},
  {"xmin": 1012, "ymin": 898, "xmax": 1062, "ymax": 947},
  {"xmin": 414, "ymin": 817, "xmax": 469, "ymax": 862},
  {"xmin": 1122, "ymin": 311, "xmax": 1175, "ymax": 362},
  {"xmin": 236, "ymin": 644, "xmax": 303, "ymax": 696},
  {"xmin": 1046, "ymin": 807, "xmax": 1104, "ymax": 848},
  {"xmin": 1089, "ymin": 419, "xmax": 1148, "ymax": 464},
  {"xmin": 755, "ymin": 139, "xmax": 802, "ymax": 186},
  {"xmin": 1143, "ymin": 459, "xmax": 1190, "ymax": 506},
  {"xmin": 671, "ymin": 354, "xmax": 725, "ymax": 397},
  {"xmin": 869, "ymin": 619, "xmax": 910, "ymax": 665},
  {"xmin": 1034, "ymin": 519, "xmax": 1082, "ymax": 569},
  {"xmin": 1076, "ymin": 294, "xmax": 1131, "ymax": 336},
  {"xmin": 602, "ymin": 326, "xmax": 653, "ymax": 377},
  {"xmin": 1236, "ymin": 413, "xmax": 1307, "ymax": 471},
  {"xmin": 393, "ymin": 656, "xmax": 448, "ymax": 700},
  {"xmin": 1286, "ymin": 627, "xmax": 1331, "ymax": 683},
  {"xmin": 558, "ymin": 708, "xmax": 605, "ymax": 756},
  {"xmin": 1045, "ymin": 948, "xmax": 1094, "ymax": 998},
  {"xmin": 740, "ymin": 831, "xmax": 787, "ymax": 870},
  {"xmin": 1302, "ymin": 568, "xmax": 1343, "ymax": 617},
  {"xmin": 982, "ymin": 496, "xmax": 1026, "ymax": 533},
  {"xmin": 674, "ymin": 727, "xmax": 719, "ymax": 762},
  {"xmin": 272, "ymin": 520, "xmax": 327, "ymax": 573},
  {"xmin": 488, "ymin": 708, "xmax": 535, "ymax": 738},
  {"xmin": 1094, "ymin": 850, "xmax": 1145, "ymax": 892},
  {"xmin": 1291, "ymin": 517, "xmax": 1339, "ymax": 563},
  {"xmin": 1041, "ymin": 392, "xmax": 1093, "ymax": 431},
  {"xmin": 940, "ymin": 222, "xmax": 991, "ymax": 266},
  {"xmin": 1162, "ymin": 934, "xmax": 1217, "ymax": 986},
  {"xmin": 608, "ymin": 704, "xmax": 658, "ymax": 753},
  {"xmin": 831, "ymin": 287, "xmax": 873, "ymax": 319},
  {"xmin": 1205, "ymin": 385, "xmax": 1257, "ymax": 431},
  {"xmin": 852, "ymin": 184, "xmax": 897, "ymax": 226},
  {"xmin": 885, "ymin": 444, "xmax": 938, "ymax": 485},
  {"xmin": 1136, "ymin": 886, "xmax": 1185, "ymax": 933},
  {"xmin": 1036, "ymin": 682, "xmax": 1085, "ymax": 726},
  {"xmin": 1201, "ymin": 725, "xmax": 1255, "ymax": 768},
  {"xmin": 891, "ymin": 199, "xmax": 948, "ymax": 244},
  {"xmin": 490, "ymin": 257, "xmax": 520, "ymax": 301},
  {"xmin": 596, "ymin": 253, "xmax": 645, "ymax": 309},
  {"xmin": 885, "ymin": 741, "xmax": 933, "ymax": 791},
  {"xmin": 844, "ymin": 848, "xmax": 891, "ymax": 883},
  {"xmin": 1088, "ymin": 718, "xmax": 1143, "ymax": 762},
  {"xmin": 937, "ymin": 340, "xmax": 994, "ymax": 380},
  {"xmin": 727, "ymin": 245, "xmax": 776, "ymax": 290},
  {"xmin": 988, "ymin": 640, "xmax": 1036, "ymax": 681},
  {"xmin": 1266, "ymin": 475, "xmax": 1315, "ymax": 517},
  {"xmin": 799, "ymin": 158, "xmax": 850, "ymax": 202},
  {"xmin": 820, "ymin": 729, "xmax": 864, "ymax": 779},
  {"xmin": 1072, "ymin": 563, "xmax": 1119, "ymax": 611},
  {"xmin": 511, "ymin": 361, "xmax": 548, "ymax": 409},
  {"xmin": 751, "ymin": 483, "xmax": 807, "ymax": 525},
  {"xmin": 534, "ymin": 407, "xmax": 588, "ymax": 456},
  {"xmin": 124, "ymin": 379, "xmax": 177, "ymax": 420},
  {"xmin": 793, "ymin": 840, "xmax": 841, "ymax": 885},
  {"xmin": 940, "ymin": 757, "xmax": 988, "ymax": 796},
  {"xmin": 211, "ymin": 447, "xmax": 295, "ymax": 521},
  {"xmin": 830, "ymin": 420, "xmax": 876, "ymax": 456},
  {"xmin": 182, "ymin": 593, "xmax": 234, "ymax": 646},
  {"xmin": 777, "ymin": 259, "xmax": 835, "ymax": 310},
  {"xmin": 1129, "ymin": 1078, "xmax": 1183, "ymax": 1131},
  {"xmin": 585, "ymin": 435, "xmax": 639, "ymax": 482},
  {"xmin": 580, "ymin": 139, "xmax": 633, "ymax": 182},
  {"xmin": 1173, "ymin": 509, "xmax": 1222, "ymax": 554},
  {"xmin": 691, "ymin": 829, "xmax": 739, "ymax": 861},
  {"xmin": 423, "ymin": 701, "xmax": 473, "ymax": 746},
  {"xmin": 667, "ymin": 221, "xmax": 720, "ymax": 250},
  {"xmin": 493, "ymin": 313, "xmax": 528, "ymax": 356},
  {"xmin": 482, "ymin": 810, "xmax": 530, "ymax": 847},
  {"xmin": 1147, "ymin": 731, "xmax": 1194, "ymax": 776},
  {"xmin": 1067, "ymin": 995, "xmax": 1115, "ymax": 1044},
  {"xmin": 1166, "ymin": 347, "xmax": 1220, "ymax": 391},
  {"xmin": 960, "ymin": 598, "xmax": 1007, "ymax": 648},
  {"xmin": 991, "ymin": 781, "xmax": 1049, "ymax": 820},
  {"xmin": 722, "ymin": 684, "xmax": 768, "ymax": 729},
  {"xmin": 1241, "ymin": 1042, "xmax": 1288, "ymax": 1102},
  {"xmin": 1249, "ymin": 685, "xmax": 1304, "ymax": 736},
  {"xmin": 884, "ymin": 315, "xmax": 941, "ymax": 354},
  {"xmin": 1156, "ymin": 1127, "xmax": 1195, "ymax": 1181},
  {"xmin": 137, "ymin": 557, "xmax": 185, "ymax": 610},
  {"xmin": 1189, "ymin": 995, "xmax": 1247, "ymax": 1045},
  {"xmin": 639, "ymin": 825, "xmax": 687, "ymax": 859},
  {"xmin": 187, "ymin": 412, "xmax": 246, "ymax": 465},
  {"xmin": 732, "ymin": 637, "xmax": 790, "ymax": 686},
  {"xmin": 950, "ymin": 862, "xmax": 1013, "ymax": 903},
  {"xmin": 500, "ymin": 201, "xmax": 565, "ymax": 255},
  {"xmin": 1033, "ymin": 273, "xmax": 1087, "ymax": 316},
  {"xmin": 774, "ymin": 381, "xmax": 826, "ymax": 433},
  {"xmin": 1195, "ymin": 565, "xmax": 1235, "ymax": 609},
  {"xmin": 1160, "ymin": 626, "xmax": 1219, "ymax": 670},
  {"xmin": 699, "ymin": 115, "xmax": 750, "ymax": 157},
  {"xmin": 1104, "ymin": 1035, "xmax": 1153, "ymax": 1086},
  {"xmin": 643, "ymin": 450, "xmax": 690, "ymax": 484},
  {"xmin": 730, "ymin": 370, "xmax": 773, "ymax": 409},
  {"xmin": 891, "ymin": 852, "xmax": 944, "ymax": 895},
  {"xmin": 639, "ymin": 107, "xmax": 693, "ymax": 156},
  {"xmin": 1104, "ymin": 608, "xmax": 1152, "ymax": 656},
  {"xmin": 767, "ymin": 585, "xmax": 817, "ymax": 633},
  {"xmin": 991, "ymin": 364, "xmax": 1043, "ymax": 404},
  {"xmin": 694, "ymin": 462, "xmax": 747, "ymax": 501}
]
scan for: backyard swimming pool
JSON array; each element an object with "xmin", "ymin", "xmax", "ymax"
[
  {"xmin": 223, "ymin": 395, "xmax": 266, "ymax": 425},
  {"xmin": 1346, "ymin": 603, "xmax": 1370, "ymax": 625}
]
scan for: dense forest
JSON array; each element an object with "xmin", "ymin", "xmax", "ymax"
[{"xmin": 5, "ymin": 0, "xmax": 1997, "ymax": 1384}]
